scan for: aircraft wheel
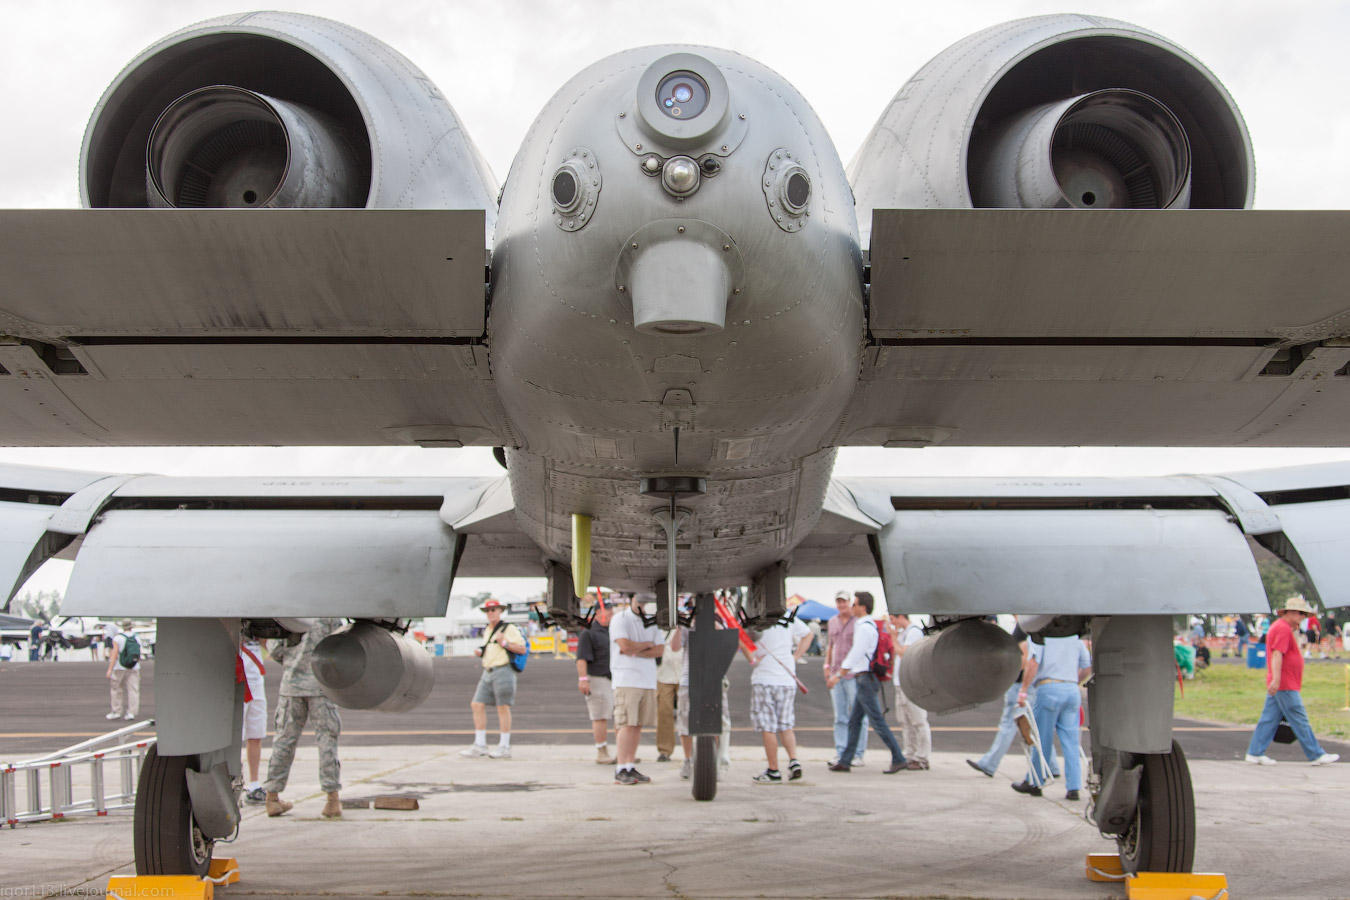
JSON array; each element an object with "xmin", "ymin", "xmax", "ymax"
[
  {"xmin": 691, "ymin": 734, "xmax": 718, "ymax": 802},
  {"xmin": 1117, "ymin": 740, "xmax": 1195, "ymax": 874},
  {"xmin": 134, "ymin": 746, "xmax": 213, "ymax": 876}
]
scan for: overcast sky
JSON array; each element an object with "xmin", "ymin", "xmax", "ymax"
[{"xmin": 3, "ymin": 1, "xmax": 1349, "ymax": 599}]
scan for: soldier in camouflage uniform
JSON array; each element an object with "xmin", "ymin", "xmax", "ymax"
[{"xmin": 263, "ymin": 618, "xmax": 344, "ymax": 818}]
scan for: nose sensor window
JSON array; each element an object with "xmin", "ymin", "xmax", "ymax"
[{"xmin": 656, "ymin": 71, "xmax": 709, "ymax": 120}]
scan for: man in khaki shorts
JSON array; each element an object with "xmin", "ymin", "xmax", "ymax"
[
  {"xmin": 608, "ymin": 595, "xmax": 663, "ymax": 784},
  {"xmin": 461, "ymin": 599, "xmax": 526, "ymax": 759}
]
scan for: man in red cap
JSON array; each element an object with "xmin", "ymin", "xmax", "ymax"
[{"xmin": 461, "ymin": 599, "xmax": 526, "ymax": 759}]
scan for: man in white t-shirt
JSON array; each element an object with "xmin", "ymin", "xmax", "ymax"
[
  {"xmin": 749, "ymin": 615, "xmax": 813, "ymax": 783},
  {"xmin": 891, "ymin": 613, "xmax": 931, "ymax": 770},
  {"xmin": 609, "ymin": 596, "xmax": 663, "ymax": 785}
]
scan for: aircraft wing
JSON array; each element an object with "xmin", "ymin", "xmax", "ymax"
[
  {"xmin": 0, "ymin": 209, "xmax": 509, "ymax": 448},
  {"xmin": 840, "ymin": 209, "xmax": 1350, "ymax": 448},
  {"xmin": 794, "ymin": 462, "xmax": 1350, "ymax": 616},
  {"xmin": 0, "ymin": 465, "xmax": 541, "ymax": 617}
]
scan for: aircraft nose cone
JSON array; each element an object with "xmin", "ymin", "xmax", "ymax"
[{"xmin": 661, "ymin": 156, "xmax": 701, "ymax": 196}]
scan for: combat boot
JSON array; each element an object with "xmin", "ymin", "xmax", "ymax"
[
  {"xmin": 322, "ymin": 790, "xmax": 341, "ymax": 818},
  {"xmin": 265, "ymin": 792, "xmax": 293, "ymax": 817}
]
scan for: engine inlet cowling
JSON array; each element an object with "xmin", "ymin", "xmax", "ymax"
[
  {"xmin": 849, "ymin": 14, "xmax": 1252, "ymax": 232},
  {"xmin": 81, "ymin": 11, "xmax": 498, "ymax": 226}
]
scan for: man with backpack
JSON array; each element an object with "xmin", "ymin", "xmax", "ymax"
[
  {"xmin": 461, "ymin": 598, "xmax": 527, "ymax": 760},
  {"xmin": 104, "ymin": 621, "xmax": 141, "ymax": 721},
  {"xmin": 825, "ymin": 592, "xmax": 907, "ymax": 774},
  {"xmin": 891, "ymin": 613, "xmax": 931, "ymax": 770}
]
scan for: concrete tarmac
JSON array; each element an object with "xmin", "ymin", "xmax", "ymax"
[
  {"xmin": 4, "ymin": 656, "xmax": 1348, "ymax": 897},
  {"xmin": 4, "ymin": 743, "xmax": 1349, "ymax": 898}
]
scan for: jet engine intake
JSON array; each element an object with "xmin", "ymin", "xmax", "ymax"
[
  {"xmin": 311, "ymin": 620, "xmax": 434, "ymax": 713},
  {"xmin": 898, "ymin": 618, "xmax": 1021, "ymax": 714},
  {"xmin": 975, "ymin": 89, "xmax": 1191, "ymax": 210},
  {"xmin": 146, "ymin": 86, "xmax": 363, "ymax": 209}
]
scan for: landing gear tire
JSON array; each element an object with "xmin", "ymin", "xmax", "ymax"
[
  {"xmin": 1117, "ymin": 740, "xmax": 1195, "ymax": 875},
  {"xmin": 691, "ymin": 735, "xmax": 718, "ymax": 802},
  {"xmin": 134, "ymin": 746, "xmax": 213, "ymax": 877}
]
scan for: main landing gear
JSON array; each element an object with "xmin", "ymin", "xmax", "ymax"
[
  {"xmin": 132, "ymin": 618, "xmax": 243, "ymax": 875},
  {"xmin": 1083, "ymin": 615, "xmax": 1196, "ymax": 875}
]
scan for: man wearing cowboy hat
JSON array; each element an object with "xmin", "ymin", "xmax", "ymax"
[
  {"xmin": 1245, "ymin": 595, "xmax": 1340, "ymax": 766},
  {"xmin": 461, "ymin": 599, "xmax": 526, "ymax": 759}
]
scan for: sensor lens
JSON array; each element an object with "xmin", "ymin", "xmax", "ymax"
[
  {"xmin": 656, "ymin": 71, "xmax": 709, "ymax": 120},
  {"xmin": 552, "ymin": 170, "xmax": 578, "ymax": 209}
]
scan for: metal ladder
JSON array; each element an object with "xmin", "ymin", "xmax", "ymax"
[{"xmin": 2, "ymin": 720, "xmax": 156, "ymax": 826}]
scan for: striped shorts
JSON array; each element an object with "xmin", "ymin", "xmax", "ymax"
[{"xmin": 750, "ymin": 683, "xmax": 796, "ymax": 733}]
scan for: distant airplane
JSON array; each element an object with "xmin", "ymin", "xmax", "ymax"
[{"xmin": 1, "ymin": 9, "xmax": 1347, "ymax": 882}]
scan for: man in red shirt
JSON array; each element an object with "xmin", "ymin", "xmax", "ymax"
[{"xmin": 1245, "ymin": 596, "xmax": 1340, "ymax": 766}]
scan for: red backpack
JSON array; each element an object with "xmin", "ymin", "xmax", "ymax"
[{"xmin": 869, "ymin": 620, "xmax": 895, "ymax": 681}]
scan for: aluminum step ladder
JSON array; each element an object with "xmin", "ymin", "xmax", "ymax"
[{"xmin": 2, "ymin": 719, "xmax": 156, "ymax": 826}]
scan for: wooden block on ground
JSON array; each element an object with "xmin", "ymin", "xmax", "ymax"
[{"xmin": 373, "ymin": 795, "xmax": 420, "ymax": 810}]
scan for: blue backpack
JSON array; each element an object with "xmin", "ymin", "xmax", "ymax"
[
  {"xmin": 485, "ymin": 622, "xmax": 529, "ymax": 673},
  {"xmin": 509, "ymin": 640, "xmax": 529, "ymax": 673}
]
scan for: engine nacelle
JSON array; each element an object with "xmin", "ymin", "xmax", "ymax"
[
  {"xmin": 898, "ymin": 619, "xmax": 1022, "ymax": 714},
  {"xmin": 81, "ymin": 11, "xmax": 497, "ymax": 227},
  {"xmin": 311, "ymin": 620, "xmax": 434, "ymax": 713},
  {"xmin": 850, "ymin": 14, "xmax": 1253, "ymax": 236}
]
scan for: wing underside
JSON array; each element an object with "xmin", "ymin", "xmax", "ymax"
[
  {"xmin": 0, "ymin": 209, "xmax": 508, "ymax": 448},
  {"xmin": 842, "ymin": 209, "xmax": 1350, "ymax": 448}
]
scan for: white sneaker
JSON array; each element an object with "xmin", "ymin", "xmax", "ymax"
[
  {"xmin": 1312, "ymin": 753, "xmax": 1340, "ymax": 765},
  {"xmin": 1244, "ymin": 753, "xmax": 1277, "ymax": 766},
  {"xmin": 459, "ymin": 744, "xmax": 490, "ymax": 758},
  {"xmin": 488, "ymin": 746, "xmax": 511, "ymax": 759},
  {"xmin": 680, "ymin": 759, "xmax": 692, "ymax": 780},
  {"xmin": 123, "ymin": 713, "xmax": 135, "ymax": 720},
  {"xmin": 851, "ymin": 757, "xmax": 865, "ymax": 767},
  {"xmin": 105, "ymin": 712, "xmax": 120, "ymax": 720}
]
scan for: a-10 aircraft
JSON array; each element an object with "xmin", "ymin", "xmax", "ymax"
[{"xmin": 1, "ymin": 8, "xmax": 1348, "ymax": 883}]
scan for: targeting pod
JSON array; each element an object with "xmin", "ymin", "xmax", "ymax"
[
  {"xmin": 898, "ymin": 619, "xmax": 1022, "ymax": 714},
  {"xmin": 311, "ymin": 620, "xmax": 434, "ymax": 713}
]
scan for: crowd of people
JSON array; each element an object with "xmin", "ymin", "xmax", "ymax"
[{"xmin": 222, "ymin": 591, "xmax": 1342, "ymax": 817}]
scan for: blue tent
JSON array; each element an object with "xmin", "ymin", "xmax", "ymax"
[{"xmin": 791, "ymin": 599, "xmax": 838, "ymax": 621}]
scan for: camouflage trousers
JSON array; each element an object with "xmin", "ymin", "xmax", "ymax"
[{"xmin": 264, "ymin": 694, "xmax": 341, "ymax": 793}]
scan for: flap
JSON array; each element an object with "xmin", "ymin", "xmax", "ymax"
[
  {"xmin": 0, "ymin": 501, "xmax": 63, "ymax": 607},
  {"xmin": 1222, "ymin": 463, "xmax": 1350, "ymax": 609}
]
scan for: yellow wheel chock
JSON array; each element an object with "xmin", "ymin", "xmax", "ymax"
[
  {"xmin": 107, "ymin": 857, "xmax": 239, "ymax": 898},
  {"xmin": 1085, "ymin": 854, "xmax": 1229, "ymax": 899}
]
